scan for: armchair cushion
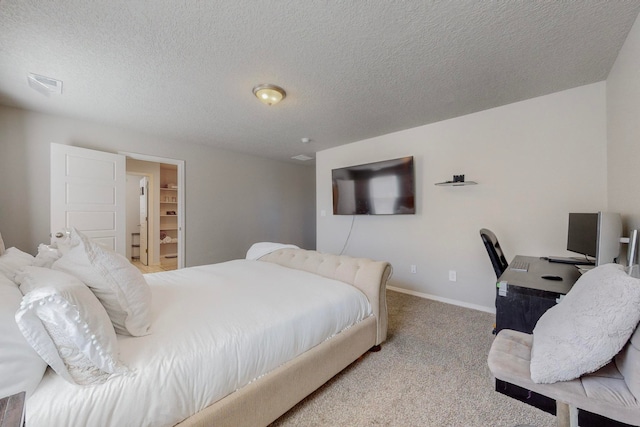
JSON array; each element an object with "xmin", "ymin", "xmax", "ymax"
[
  {"xmin": 489, "ymin": 329, "xmax": 640, "ymax": 426},
  {"xmin": 616, "ymin": 326, "xmax": 640, "ymax": 401}
]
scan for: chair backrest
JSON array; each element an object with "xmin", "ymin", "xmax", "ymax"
[
  {"xmin": 615, "ymin": 322, "xmax": 640, "ymax": 401},
  {"xmin": 480, "ymin": 228, "xmax": 509, "ymax": 278}
]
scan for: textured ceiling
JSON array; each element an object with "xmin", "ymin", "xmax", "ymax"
[{"xmin": 1, "ymin": 1, "xmax": 639, "ymax": 164}]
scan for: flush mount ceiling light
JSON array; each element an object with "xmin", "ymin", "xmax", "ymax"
[{"xmin": 252, "ymin": 84, "xmax": 286, "ymax": 106}]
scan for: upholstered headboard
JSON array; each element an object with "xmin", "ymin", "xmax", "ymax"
[{"xmin": 259, "ymin": 248, "xmax": 392, "ymax": 345}]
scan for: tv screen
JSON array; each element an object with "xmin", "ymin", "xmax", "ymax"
[
  {"xmin": 566, "ymin": 213, "xmax": 598, "ymax": 258},
  {"xmin": 332, "ymin": 156, "xmax": 415, "ymax": 215}
]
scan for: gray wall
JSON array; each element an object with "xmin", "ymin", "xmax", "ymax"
[
  {"xmin": 317, "ymin": 83, "xmax": 608, "ymax": 312},
  {"xmin": 0, "ymin": 105, "xmax": 316, "ymax": 265},
  {"xmin": 607, "ymin": 14, "xmax": 640, "ymax": 233}
]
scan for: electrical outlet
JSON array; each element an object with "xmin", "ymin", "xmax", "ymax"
[
  {"xmin": 449, "ymin": 270, "xmax": 457, "ymax": 282},
  {"xmin": 410, "ymin": 265, "xmax": 417, "ymax": 274}
]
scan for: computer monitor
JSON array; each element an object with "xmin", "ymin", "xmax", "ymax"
[{"xmin": 567, "ymin": 212, "xmax": 622, "ymax": 265}]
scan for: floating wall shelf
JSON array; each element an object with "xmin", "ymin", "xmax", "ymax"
[{"xmin": 434, "ymin": 181, "xmax": 478, "ymax": 186}]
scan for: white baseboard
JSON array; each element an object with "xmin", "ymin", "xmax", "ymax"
[{"xmin": 387, "ymin": 286, "xmax": 496, "ymax": 314}]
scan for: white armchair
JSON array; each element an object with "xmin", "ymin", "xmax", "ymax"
[{"xmin": 488, "ymin": 263, "xmax": 640, "ymax": 427}]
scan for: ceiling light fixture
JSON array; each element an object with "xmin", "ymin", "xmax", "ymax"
[{"xmin": 252, "ymin": 84, "xmax": 286, "ymax": 106}]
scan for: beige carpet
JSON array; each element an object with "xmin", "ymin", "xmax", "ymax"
[{"xmin": 270, "ymin": 290, "xmax": 556, "ymax": 427}]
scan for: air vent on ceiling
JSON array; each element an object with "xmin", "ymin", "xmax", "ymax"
[
  {"xmin": 291, "ymin": 154, "xmax": 313, "ymax": 161},
  {"xmin": 27, "ymin": 73, "xmax": 63, "ymax": 96}
]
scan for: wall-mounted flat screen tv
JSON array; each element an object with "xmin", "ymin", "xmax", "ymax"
[{"xmin": 332, "ymin": 156, "xmax": 415, "ymax": 215}]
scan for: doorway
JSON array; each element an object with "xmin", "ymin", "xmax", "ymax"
[
  {"xmin": 50, "ymin": 144, "xmax": 185, "ymax": 270},
  {"xmin": 124, "ymin": 153, "xmax": 185, "ymax": 271}
]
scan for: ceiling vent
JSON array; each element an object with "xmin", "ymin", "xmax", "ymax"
[
  {"xmin": 291, "ymin": 154, "xmax": 313, "ymax": 161},
  {"xmin": 27, "ymin": 73, "xmax": 63, "ymax": 96}
]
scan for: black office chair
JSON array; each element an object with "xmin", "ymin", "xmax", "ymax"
[{"xmin": 480, "ymin": 228, "xmax": 509, "ymax": 278}]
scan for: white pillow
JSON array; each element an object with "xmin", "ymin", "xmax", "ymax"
[
  {"xmin": 530, "ymin": 264, "xmax": 640, "ymax": 383},
  {"xmin": 0, "ymin": 274, "xmax": 48, "ymax": 398},
  {"xmin": 245, "ymin": 242, "xmax": 300, "ymax": 260},
  {"xmin": 34, "ymin": 243, "xmax": 61, "ymax": 268},
  {"xmin": 0, "ymin": 247, "xmax": 35, "ymax": 281},
  {"xmin": 15, "ymin": 267, "xmax": 126, "ymax": 385},
  {"xmin": 52, "ymin": 228, "xmax": 152, "ymax": 336}
]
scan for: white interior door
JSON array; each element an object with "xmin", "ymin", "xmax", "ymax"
[
  {"xmin": 50, "ymin": 143, "xmax": 126, "ymax": 254},
  {"xmin": 139, "ymin": 177, "xmax": 149, "ymax": 265}
]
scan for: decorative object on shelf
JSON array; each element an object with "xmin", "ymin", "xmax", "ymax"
[
  {"xmin": 252, "ymin": 84, "xmax": 286, "ymax": 106},
  {"xmin": 435, "ymin": 174, "xmax": 477, "ymax": 186}
]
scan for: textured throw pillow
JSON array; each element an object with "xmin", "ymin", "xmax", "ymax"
[
  {"xmin": 530, "ymin": 264, "xmax": 640, "ymax": 384},
  {"xmin": 0, "ymin": 247, "xmax": 35, "ymax": 281},
  {"xmin": 33, "ymin": 243, "xmax": 61, "ymax": 268},
  {"xmin": 15, "ymin": 267, "xmax": 126, "ymax": 385},
  {"xmin": 52, "ymin": 228, "xmax": 152, "ymax": 336},
  {"xmin": 0, "ymin": 274, "xmax": 48, "ymax": 398}
]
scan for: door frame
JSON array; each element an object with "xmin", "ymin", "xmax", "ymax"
[
  {"xmin": 138, "ymin": 176, "xmax": 149, "ymax": 266},
  {"xmin": 126, "ymin": 172, "xmax": 151, "ymax": 265},
  {"xmin": 121, "ymin": 151, "xmax": 185, "ymax": 269}
]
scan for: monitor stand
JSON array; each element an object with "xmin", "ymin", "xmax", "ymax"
[{"xmin": 547, "ymin": 256, "xmax": 595, "ymax": 265}]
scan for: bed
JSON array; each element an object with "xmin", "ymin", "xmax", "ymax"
[{"xmin": 0, "ymin": 232, "xmax": 391, "ymax": 427}]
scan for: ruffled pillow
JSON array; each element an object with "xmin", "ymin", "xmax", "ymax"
[
  {"xmin": 531, "ymin": 264, "xmax": 640, "ymax": 383},
  {"xmin": 52, "ymin": 228, "xmax": 152, "ymax": 336},
  {"xmin": 0, "ymin": 274, "xmax": 47, "ymax": 397},
  {"xmin": 15, "ymin": 267, "xmax": 126, "ymax": 385}
]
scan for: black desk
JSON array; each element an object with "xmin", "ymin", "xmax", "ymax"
[
  {"xmin": 495, "ymin": 255, "xmax": 580, "ymax": 334},
  {"xmin": 494, "ymin": 256, "xmax": 580, "ymax": 415}
]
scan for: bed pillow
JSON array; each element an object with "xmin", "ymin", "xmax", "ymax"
[
  {"xmin": 0, "ymin": 274, "xmax": 48, "ymax": 398},
  {"xmin": 0, "ymin": 247, "xmax": 35, "ymax": 281},
  {"xmin": 246, "ymin": 242, "xmax": 300, "ymax": 260},
  {"xmin": 530, "ymin": 264, "xmax": 640, "ymax": 383},
  {"xmin": 34, "ymin": 243, "xmax": 61, "ymax": 268},
  {"xmin": 52, "ymin": 228, "xmax": 152, "ymax": 336},
  {"xmin": 15, "ymin": 266, "xmax": 126, "ymax": 385}
]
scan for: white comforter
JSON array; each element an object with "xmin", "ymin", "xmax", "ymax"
[{"xmin": 26, "ymin": 260, "xmax": 372, "ymax": 427}]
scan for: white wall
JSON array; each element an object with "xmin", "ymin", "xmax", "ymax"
[
  {"xmin": 607, "ymin": 14, "xmax": 640, "ymax": 233},
  {"xmin": 0, "ymin": 106, "xmax": 316, "ymax": 265},
  {"xmin": 317, "ymin": 83, "xmax": 608, "ymax": 311}
]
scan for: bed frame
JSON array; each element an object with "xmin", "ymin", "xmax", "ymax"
[{"xmin": 175, "ymin": 248, "xmax": 392, "ymax": 427}]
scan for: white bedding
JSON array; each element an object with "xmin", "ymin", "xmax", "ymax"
[{"xmin": 26, "ymin": 259, "xmax": 372, "ymax": 427}]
